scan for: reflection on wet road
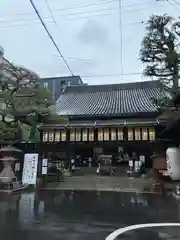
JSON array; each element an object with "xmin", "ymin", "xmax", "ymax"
[{"xmin": 0, "ymin": 191, "xmax": 179, "ymax": 240}]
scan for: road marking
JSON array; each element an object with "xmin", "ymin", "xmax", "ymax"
[{"xmin": 105, "ymin": 223, "xmax": 180, "ymax": 240}]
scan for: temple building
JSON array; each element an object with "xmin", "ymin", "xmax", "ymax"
[{"xmin": 39, "ymin": 80, "xmax": 168, "ymax": 166}]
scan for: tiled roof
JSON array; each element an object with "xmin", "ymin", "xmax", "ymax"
[{"xmin": 56, "ymin": 80, "xmax": 166, "ymax": 117}]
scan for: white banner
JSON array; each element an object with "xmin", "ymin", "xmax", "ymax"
[{"xmin": 22, "ymin": 153, "xmax": 39, "ymax": 185}]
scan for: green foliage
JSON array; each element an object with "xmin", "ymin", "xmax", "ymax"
[
  {"xmin": 0, "ymin": 60, "xmax": 54, "ymax": 142},
  {"xmin": 140, "ymin": 14, "xmax": 180, "ymax": 92}
]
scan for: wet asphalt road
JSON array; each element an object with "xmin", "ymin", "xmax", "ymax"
[{"xmin": 0, "ymin": 191, "xmax": 179, "ymax": 240}]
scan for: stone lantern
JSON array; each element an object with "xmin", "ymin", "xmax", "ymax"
[{"xmin": 0, "ymin": 146, "xmax": 22, "ymax": 190}]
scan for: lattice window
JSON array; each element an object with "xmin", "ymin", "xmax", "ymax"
[
  {"xmin": 98, "ymin": 128, "xmax": 103, "ymax": 141},
  {"xmin": 82, "ymin": 129, "xmax": 88, "ymax": 141},
  {"xmin": 149, "ymin": 127, "xmax": 155, "ymax": 141},
  {"xmin": 128, "ymin": 128, "xmax": 134, "ymax": 141},
  {"xmin": 117, "ymin": 128, "xmax": 123, "ymax": 140},
  {"xmin": 89, "ymin": 129, "xmax": 94, "ymax": 141},
  {"xmin": 42, "ymin": 132, "xmax": 48, "ymax": 142},
  {"xmin": 142, "ymin": 128, "xmax": 148, "ymax": 140},
  {"xmin": 111, "ymin": 128, "xmax": 116, "ymax": 141},
  {"xmin": 135, "ymin": 128, "xmax": 141, "ymax": 141},
  {"xmin": 54, "ymin": 131, "xmax": 60, "ymax": 142},
  {"xmin": 104, "ymin": 128, "xmax": 109, "ymax": 141}
]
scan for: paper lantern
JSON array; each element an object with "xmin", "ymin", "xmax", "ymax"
[
  {"xmin": 149, "ymin": 127, "xmax": 155, "ymax": 141},
  {"xmin": 142, "ymin": 128, "xmax": 148, "ymax": 140},
  {"xmin": 117, "ymin": 128, "xmax": 123, "ymax": 140},
  {"xmin": 111, "ymin": 128, "xmax": 116, "ymax": 141},
  {"xmin": 54, "ymin": 131, "xmax": 60, "ymax": 142},
  {"xmin": 104, "ymin": 128, "xmax": 109, "ymax": 141},
  {"xmin": 42, "ymin": 132, "xmax": 48, "ymax": 142},
  {"xmin": 135, "ymin": 128, "xmax": 141, "ymax": 141},
  {"xmin": 89, "ymin": 129, "xmax": 94, "ymax": 141},
  {"xmin": 61, "ymin": 131, "xmax": 66, "ymax": 141},
  {"xmin": 98, "ymin": 128, "xmax": 103, "ymax": 141},
  {"xmin": 76, "ymin": 129, "xmax": 81, "ymax": 141},
  {"xmin": 82, "ymin": 129, "xmax": 88, "ymax": 141},
  {"xmin": 128, "ymin": 128, "xmax": 133, "ymax": 141}
]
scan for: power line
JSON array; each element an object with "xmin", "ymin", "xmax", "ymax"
[
  {"xmin": 29, "ymin": 0, "xmax": 74, "ymax": 76},
  {"xmin": 165, "ymin": 0, "xmax": 180, "ymax": 13},
  {"xmin": 0, "ymin": 0, "xmax": 151, "ymax": 19},
  {"xmin": 81, "ymin": 72, "xmax": 143, "ymax": 78}
]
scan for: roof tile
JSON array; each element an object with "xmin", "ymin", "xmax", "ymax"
[{"xmin": 56, "ymin": 80, "xmax": 166, "ymax": 117}]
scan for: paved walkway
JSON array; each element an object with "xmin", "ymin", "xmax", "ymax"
[{"xmin": 43, "ymin": 176, "xmax": 157, "ymax": 193}]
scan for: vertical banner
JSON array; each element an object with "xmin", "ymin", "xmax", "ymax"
[
  {"xmin": 42, "ymin": 158, "xmax": 48, "ymax": 175},
  {"xmin": 22, "ymin": 154, "xmax": 39, "ymax": 185}
]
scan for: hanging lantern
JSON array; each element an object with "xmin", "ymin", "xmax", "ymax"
[
  {"xmin": 89, "ymin": 129, "xmax": 94, "ymax": 141},
  {"xmin": 135, "ymin": 128, "xmax": 141, "ymax": 141},
  {"xmin": 142, "ymin": 127, "xmax": 148, "ymax": 140},
  {"xmin": 70, "ymin": 129, "xmax": 75, "ymax": 141},
  {"xmin": 76, "ymin": 129, "xmax": 81, "ymax": 141},
  {"xmin": 128, "ymin": 128, "xmax": 133, "ymax": 141},
  {"xmin": 82, "ymin": 129, "xmax": 88, "ymax": 141},
  {"xmin": 42, "ymin": 132, "xmax": 48, "ymax": 142},
  {"xmin": 61, "ymin": 130, "xmax": 66, "ymax": 141},
  {"xmin": 117, "ymin": 128, "xmax": 123, "ymax": 140},
  {"xmin": 49, "ymin": 131, "xmax": 54, "ymax": 142},
  {"xmin": 104, "ymin": 128, "xmax": 109, "ymax": 141},
  {"xmin": 98, "ymin": 128, "xmax": 103, "ymax": 141},
  {"xmin": 111, "ymin": 128, "xmax": 116, "ymax": 141},
  {"xmin": 54, "ymin": 131, "xmax": 60, "ymax": 142},
  {"xmin": 149, "ymin": 127, "xmax": 155, "ymax": 141}
]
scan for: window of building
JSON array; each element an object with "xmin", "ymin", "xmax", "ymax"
[
  {"xmin": 44, "ymin": 82, "xmax": 48, "ymax": 88},
  {"xmin": 68, "ymin": 80, "xmax": 71, "ymax": 86}
]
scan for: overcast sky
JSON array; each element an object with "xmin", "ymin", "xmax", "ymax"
[{"xmin": 0, "ymin": 0, "xmax": 179, "ymax": 84}]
